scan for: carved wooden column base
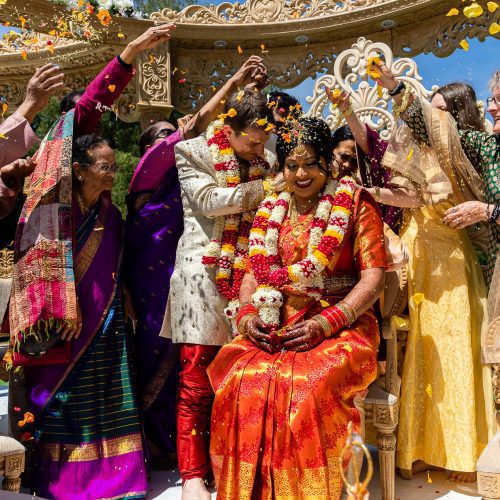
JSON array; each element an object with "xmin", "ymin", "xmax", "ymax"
[
  {"xmin": 376, "ymin": 427, "xmax": 397, "ymax": 500},
  {"xmin": 2, "ymin": 476, "xmax": 21, "ymax": 492}
]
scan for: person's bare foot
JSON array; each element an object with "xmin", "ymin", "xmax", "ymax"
[
  {"xmin": 448, "ymin": 471, "xmax": 477, "ymax": 483},
  {"xmin": 412, "ymin": 460, "xmax": 442, "ymax": 475},
  {"xmin": 182, "ymin": 478, "xmax": 211, "ymax": 500}
]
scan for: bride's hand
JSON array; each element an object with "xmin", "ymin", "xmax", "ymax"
[
  {"xmin": 245, "ymin": 315, "xmax": 273, "ymax": 353},
  {"xmin": 281, "ymin": 320, "xmax": 325, "ymax": 352}
]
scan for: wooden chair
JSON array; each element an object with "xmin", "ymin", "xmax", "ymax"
[{"xmin": 359, "ymin": 268, "xmax": 409, "ymax": 500}]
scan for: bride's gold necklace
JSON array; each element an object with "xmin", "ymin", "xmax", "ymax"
[{"xmin": 289, "ymin": 197, "xmax": 314, "ymax": 238}]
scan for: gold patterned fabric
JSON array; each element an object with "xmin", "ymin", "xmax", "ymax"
[{"xmin": 396, "ymin": 203, "xmax": 495, "ymax": 472}]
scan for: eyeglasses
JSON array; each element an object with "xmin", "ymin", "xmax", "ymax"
[
  {"xmin": 335, "ymin": 152, "xmax": 358, "ymax": 164},
  {"xmin": 486, "ymin": 96, "xmax": 500, "ymax": 107},
  {"xmin": 91, "ymin": 162, "xmax": 120, "ymax": 174},
  {"xmin": 152, "ymin": 128, "xmax": 175, "ymax": 142}
]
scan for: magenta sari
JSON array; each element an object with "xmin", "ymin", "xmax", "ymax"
[{"xmin": 11, "ymin": 194, "xmax": 147, "ymax": 499}]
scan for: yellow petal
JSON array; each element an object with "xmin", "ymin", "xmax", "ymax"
[
  {"xmin": 0, "ymin": 0, "xmax": 7, "ymax": 5},
  {"xmin": 227, "ymin": 108, "xmax": 237, "ymax": 118},
  {"xmin": 0, "ymin": 133, "xmax": 8, "ymax": 139},
  {"xmin": 463, "ymin": 2, "xmax": 484, "ymax": 18},
  {"xmin": 487, "ymin": 1, "xmax": 499, "ymax": 12},
  {"xmin": 489, "ymin": 22, "xmax": 500, "ymax": 35},
  {"xmin": 117, "ymin": 33, "xmax": 125, "ymax": 38},
  {"xmin": 256, "ymin": 117, "xmax": 268, "ymax": 126},
  {"xmin": 236, "ymin": 90, "xmax": 245, "ymax": 102},
  {"xmin": 412, "ymin": 292, "xmax": 425, "ymax": 305},
  {"xmin": 459, "ymin": 39, "xmax": 469, "ymax": 51},
  {"xmin": 406, "ymin": 148, "xmax": 414, "ymax": 161},
  {"xmin": 2, "ymin": 103, "xmax": 8, "ymax": 115},
  {"xmin": 21, "ymin": 50, "xmax": 27, "ymax": 60},
  {"xmin": 392, "ymin": 316, "xmax": 407, "ymax": 329},
  {"xmin": 446, "ymin": 7, "xmax": 459, "ymax": 16},
  {"xmin": 377, "ymin": 84, "xmax": 383, "ymax": 98},
  {"xmin": 342, "ymin": 344, "xmax": 353, "ymax": 353},
  {"xmin": 427, "ymin": 470, "xmax": 433, "ymax": 484},
  {"xmin": 149, "ymin": 54, "xmax": 155, "ymax": 65},
  {"xmin": 320, "ymin": 300, "xmax": 330, "ymax": 308},
  {"xmin": 191, "ymin": 428, "xmax": 197, "ymax": 435},
  {"xmin": 237, "ymin": 45, "xmax": 243, "ymax": 54},
  {"xmin": 425, "ymin": 383, "xmax": 433, "ymax": 398}
]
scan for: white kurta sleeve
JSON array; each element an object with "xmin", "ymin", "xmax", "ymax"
[{"xmin": 175, "ymin": 141, "xmax": 265, "ymax": 218}]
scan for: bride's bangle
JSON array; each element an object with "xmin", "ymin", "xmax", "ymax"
[{"xmin": 312, "ymin": 314, "xmax": 334, "ymax": 338}]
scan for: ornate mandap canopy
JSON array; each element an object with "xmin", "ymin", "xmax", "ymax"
[{"xmin": 0, "ymin": 0, "xmax": 498, "ymax": 127}]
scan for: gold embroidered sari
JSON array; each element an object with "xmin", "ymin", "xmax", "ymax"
[{"xmin": 208, "ymin": 191, "xmax": 386, "ymax": 499}]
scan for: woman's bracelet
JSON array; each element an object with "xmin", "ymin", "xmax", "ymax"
[
  {"xmin": 340, "ymin": 102, "xmax": 354, "ymax": 118},
  {"xmin": 388, "ymin": 80, "xmax": 406, "ymax": 97},
  {"xmin": 312, "ymin": 314, "xmax": 334, "ymax": 338},
  {"xmin": 336, "ymin": 301, "xmax": 357, "ymax": 325},
  {"xmin": 489, "ymin": 205, "xmax": 500, "ymax": 224}
]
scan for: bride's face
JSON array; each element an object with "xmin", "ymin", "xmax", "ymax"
[{"xmin": 283, "ymin": 143, "xmax": 327, "ymax": 202}]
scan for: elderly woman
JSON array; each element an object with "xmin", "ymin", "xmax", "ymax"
[
  {"xmin": 6, "ymin": 24, "xmax": 175, "ymax": 499},
  {"xmin": 208, "ymin": 117, "xmax": 387, "ymax": 499},
  {"xmin": 8, "ymin": 129, "xmax": 147, "ymax": 498}
]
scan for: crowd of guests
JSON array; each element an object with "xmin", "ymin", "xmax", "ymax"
[{"xmin": 0, "ymin": 22, "xmax": 498, "ymax": 499}]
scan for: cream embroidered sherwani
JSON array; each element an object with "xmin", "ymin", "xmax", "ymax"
[{"xmin": 160, "ymin": 135, "xmax": 276, "ymax": 346}]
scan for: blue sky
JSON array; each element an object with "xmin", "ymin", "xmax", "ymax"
[{"xmin": 287, "ymin": 37, "xmax": 499, "ymax": 111}]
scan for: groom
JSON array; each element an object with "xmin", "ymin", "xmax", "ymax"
[{"xmin": 163, "ymin": 87, "xmax": 284, "ymax": 498}]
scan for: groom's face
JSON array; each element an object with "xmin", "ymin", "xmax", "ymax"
[{"xmin": 225, "ymin": 125, "xmax": 270, "ymax": 162}]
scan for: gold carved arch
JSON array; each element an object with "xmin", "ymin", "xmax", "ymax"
[{"xmin": 0, "ymin": 0, "xmax": 497, "ymax": 125}]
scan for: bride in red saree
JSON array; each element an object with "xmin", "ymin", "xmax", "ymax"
[{"xmin": 208, "ymin": 117, "xmax": 387, "ymax": 499}]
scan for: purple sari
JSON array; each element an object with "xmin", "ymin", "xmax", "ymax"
[
  {"xmin": 125, "ymin": 131, "xmax": 184, "ymax": 457},
  {"xmin": 11, "ymin": 194, "xmax": 147, "ymax": 499},
  {"xmin": 358, "ymin": 125, "xmax": 402, "ymax": 230}
]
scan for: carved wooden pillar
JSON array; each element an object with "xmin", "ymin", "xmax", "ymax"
[{"xmin": 136, "ymin": 41, "xmax": 173, "ymax": 130}]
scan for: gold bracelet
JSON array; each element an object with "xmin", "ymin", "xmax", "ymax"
[
  {"xmin": 341, "ymin": 102, "xmax": 354, "ymax": 118},
  {"xmin": 312, "ymin": 314, "xmax": 334, "ymax": 339},
  {"xmin": 237, "ymin": 314, "xmax": 256, "ymax": 336},
  {"xmin": 336, "ymin": 301, "xmax": 356, "ymax": 325}
]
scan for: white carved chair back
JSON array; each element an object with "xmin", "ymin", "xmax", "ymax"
[{"xmin": 306, "ymin": 37, "xmax": 432, "ymax": 140}]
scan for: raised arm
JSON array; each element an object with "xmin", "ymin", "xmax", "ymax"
[
  {"xmin": 74, "ymin": 24, "xmax": 176, "ymax": 136},
  {"xmin": 183, "ymin": 55, "xmax": 268, "ymax": 140},
  {"xmin": 324, "ymin": 88, "xmax": 370, "ymax": 155},
  {"xmin": 175, "ymin": 142, "xmax": 265, "ymax": 218}
]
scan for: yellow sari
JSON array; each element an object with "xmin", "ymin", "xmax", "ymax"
[{"xmin": 385, "ymin": 100, "xmax": 495, "ymax": 472}]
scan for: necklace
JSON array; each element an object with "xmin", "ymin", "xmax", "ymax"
[
  {"xmin": 75, "ymin": 191, "xmax": 89, "ymax": 215},
  {"xmin": 289, "ymin": 198, "xmax": 314, "ymax": 238}
]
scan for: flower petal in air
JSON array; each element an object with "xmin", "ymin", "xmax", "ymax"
[
  {"xmin": 463, "ymin": 2, "xmax": 484, "ymax": 18},
  {"xmin": 487, "ymin": 2, "xmax": 499, "ymax": 12},
  {"xmin": 459, "ymin": 39, "xmax": 469, "ymax": 51},
  {"xmin": 446, "ymin": 8, "xmax": 459, "ymax": 16},
  {"xmin": 489, "ymin": 22, "xmax": 500, "ymax": 35}
]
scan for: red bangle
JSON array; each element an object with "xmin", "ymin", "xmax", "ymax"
[
  {"xmin": 235, "ymin": 304, "xmax": 258, "ymax": 328},
  {"xmin": 320, "ymin": 306, "xmax": 349, "ymax": 335}
]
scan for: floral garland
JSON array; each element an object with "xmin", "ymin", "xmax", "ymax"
[
  {"xmin": 248, "ymin": 176, "xmax": 356, "ymax": 329},
  {"xmin": 202, "ymin": 119, "xmax": 272, "ymax": 327}
]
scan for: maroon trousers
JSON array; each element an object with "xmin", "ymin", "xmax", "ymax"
[{"xmin": 177, "ymin": 343, "xmax": 220, "ymax": 481}]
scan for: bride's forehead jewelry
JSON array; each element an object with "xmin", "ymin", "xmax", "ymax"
[{"xmin": 292, "ymin": 142, "xmax": 307, "ymax": 158}]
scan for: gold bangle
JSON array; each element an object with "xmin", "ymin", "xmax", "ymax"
[
  {"xmin": 336, "ymin": 301, "xmax": 356, "ymax": 325},
  {"xmin": 341, "ymin": 102, "xmax": 354, "ymax": 118},
  {"xmin": 312, "ymin": 314, "xmax": 334, "ymax": 339},
  {"xmin": 237, "ymin": 314, "xmax": 256, "ymax": 336}
]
